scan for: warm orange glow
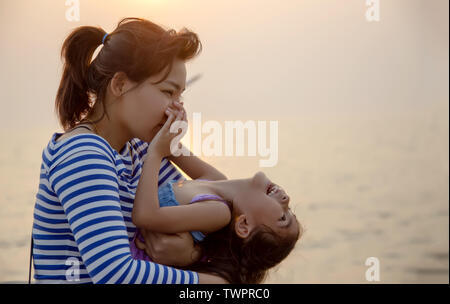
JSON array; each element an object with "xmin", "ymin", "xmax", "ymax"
[{"xmin": 0, "ymin": 0, "xmax": 448, "ymax": 284}]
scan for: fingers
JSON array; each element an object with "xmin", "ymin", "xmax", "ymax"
[
  {"xmin": 165, "ymin": 108, "xmax": 174, "ymax": 117},
  {"xmin": 182, "ymin": 106, "xmax": 187, "ymax": 122},
  {"xmin": 163, "ymin": 110, "xmax": 183, "ymax": 135},
  {"xmin": 166, "ymin": 104, "xmax": 185, "ymax": 120},
  {"xmin": 173, "ymin": 101, "xmax": 183, "ymax": 111},
  {"xmin": 165, "ymin": 102, "xmax": 187, "ymax": 133},
  {"xmin": 135, "ymin": 238, "xmax": 146, "ymax": 250},
  {"xmin": 143, "ymin": 230, "xmax": 161, "ymax": 241},
  {"xmin": 135, "ymin": 234, "xmax": 156, "ymax": 260},
  {"xmin": 175, "ymin": 108, "xmax": 183, "ymax": 122},
  {"xmin": 173, "ymin": 101, "xmax": 187, "ymax": 123},
  {"xmin": 162, "ymin": 112, "xmax": 175, "ymax": 131}
]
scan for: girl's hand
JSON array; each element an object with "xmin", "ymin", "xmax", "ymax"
[
  {"xmin": 148, "ymin": 106, "xmax": 185, "ymax": 158},
  {"xmin": 174, "ymin": 101, "xmax": 187, "ymax": 124}
]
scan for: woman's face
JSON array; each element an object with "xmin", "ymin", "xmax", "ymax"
[
  {"xmin": 119, "ymin": 58, "xmax": 186, "ymax": 142},
  {"xmin": 233, "ymin": 171, "xmax": 299, "ymax": 238}
]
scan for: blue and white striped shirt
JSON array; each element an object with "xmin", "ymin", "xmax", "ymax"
[{"xmin": 32, "ymin": 132, "xmax": 199, "ymax": 284}]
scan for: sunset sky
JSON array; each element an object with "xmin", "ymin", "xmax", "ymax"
[
  {"xmin": 0, "ymin": 0, "xmax": 448, "ymax": 284},
  {"xmin": 0, "ymin": 0, "xmax": 448, "ymax": 131}
]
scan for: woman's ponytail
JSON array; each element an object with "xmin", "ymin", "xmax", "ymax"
[
  {"xmin": 55, "ymin": 26, "xmax": 106, "ymax": 131},
  {"xmin": 55, "ymin": 18, "xmax": 202, "ymax": 131}
]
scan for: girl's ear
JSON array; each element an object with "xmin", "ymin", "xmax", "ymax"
[{"xmin": 234, "ymin": 214, "xmax": 251, "ymax": 238}]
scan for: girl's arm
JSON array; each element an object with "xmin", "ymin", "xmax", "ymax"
[
  {"xmin": 132, "ymin": 153, "xmax": 231, "ymax": 233},
  {"xmin": 167, "ymin": 149, "xmax": 227, "ymax": 181},
  {"xmin": 132, "ymin": 112, "xmax": 231, "ymax": 234},
  {"xmin": 166, "ymin": 102, "xmax": 227, "ymax": 181}
]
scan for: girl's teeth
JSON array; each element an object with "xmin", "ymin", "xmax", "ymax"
[{"xmin": 269, "ymin": 185, "xmax": 278, "ymax": 196}]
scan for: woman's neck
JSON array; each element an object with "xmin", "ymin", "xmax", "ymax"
[
  {"xmin": 95, "ymin": 118, "xmax": 130, "ymax": 152},
  {"xmin": 86, "ymin": 105, "xmax": 131, "ymax": 153}
]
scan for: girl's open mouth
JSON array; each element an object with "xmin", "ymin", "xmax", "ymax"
[{"xmin": 266, "ymin": 183, "xmax": 279, "ymax": 196}]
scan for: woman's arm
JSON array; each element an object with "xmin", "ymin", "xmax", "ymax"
[
  {"xmin": 198, "ymin": 273, "xmax": 229, "ymax": 284},
  {"xmin": 50, "ymin": 147, "xmax": 198, "ymax": 284}
]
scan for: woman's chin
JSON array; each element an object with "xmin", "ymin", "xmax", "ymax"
[{"xmin": 146, "ymin": 124, "xmax": 164, "ymax": 142}]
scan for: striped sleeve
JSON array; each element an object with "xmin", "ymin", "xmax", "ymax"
[{"xmin": 48, "ymin": 147, "xmax": 198, "ymax": 284}]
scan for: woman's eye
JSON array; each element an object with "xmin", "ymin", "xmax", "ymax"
[{"xmin": 162, "ymin": 90, "xmax": 173, "ymax": 97}]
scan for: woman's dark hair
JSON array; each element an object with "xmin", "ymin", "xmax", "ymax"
[
  {"xmin": 181, "ymin": 217, "xmax": 303, "ymax": 284},
  {"xmin": 55, "ymin": 17, "xmax": 202, "ymax": 131}
]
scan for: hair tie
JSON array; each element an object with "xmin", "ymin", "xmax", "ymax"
[{"xmin": 102, "ymin": 33, "xmax": 109, "ymax": 44}]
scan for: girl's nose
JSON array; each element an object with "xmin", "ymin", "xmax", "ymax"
[{"xmin": 281, "ymin": 193, "xmax": 290, "ymax": 207}]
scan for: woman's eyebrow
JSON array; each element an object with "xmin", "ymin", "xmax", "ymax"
[{"xmin": 165, "ymin": 80, "xmax": 185, "ymax": 92}]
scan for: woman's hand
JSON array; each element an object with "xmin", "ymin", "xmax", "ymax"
[
  {"xmin": 135, "ymin": 229, "xmax": 201, "ymax": 267},
  {"xmin": 135, "ymin": 229, "xmax": 228, "ymax": 283},
  {"xmin": 148, "ymin": 102, "xmax": 187, "ymax": 158}
]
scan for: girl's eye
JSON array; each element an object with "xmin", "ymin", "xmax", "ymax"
[{"xmin": 162, "ymin": 90, "xmax": 174, "ymax": 97}]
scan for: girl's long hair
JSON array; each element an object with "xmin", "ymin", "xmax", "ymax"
[
  {"xmin": 181, "ymin": 217, "xmax": 303, "ymax": 284},
  {"xmin": 55, "ymin": 17, "xmax": 201, "ymax": 131}
]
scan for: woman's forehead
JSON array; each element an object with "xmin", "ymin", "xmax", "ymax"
[{"xmin": 167, "ymin": 59, "xmax": 186, "ymax": 82}]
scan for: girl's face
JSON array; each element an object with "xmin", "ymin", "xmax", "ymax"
[
  {"xmin": 233, "ymin": 171, "xmax": 299, "ymax": 238},
  {"xmin": 119, "ymin": 58, "xmax": 186, "ymax": 142}
]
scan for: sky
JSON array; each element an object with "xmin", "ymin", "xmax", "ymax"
[
  {"xmin": 0, "ymin": 0, "xmax": 448, "ymax": 130},
  {"xmin": 0, "ymin": 0, "xmax": 448, "ymax": 284}
]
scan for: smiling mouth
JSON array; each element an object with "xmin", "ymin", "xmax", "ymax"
[{"xmin": 266, "ymin": 183, "xmax": 279, "ymax": 196}]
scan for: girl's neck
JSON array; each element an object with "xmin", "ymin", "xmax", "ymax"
[{"xmin": 202, "ymin": 178, "xmax": 250, "ymax": 205}]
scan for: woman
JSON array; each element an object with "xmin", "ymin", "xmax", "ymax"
[{"xmin": 31, "ymin": 17, "xmax": 227, "ymax": 284}]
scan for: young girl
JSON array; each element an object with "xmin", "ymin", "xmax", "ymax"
[{"xmin": 131, "ymin": 109, "xmax": 302, "ymax": 284}]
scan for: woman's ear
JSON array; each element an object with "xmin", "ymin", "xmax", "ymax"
[
  {"xmin": 110, "ymin": 71, "xmax": 135, "ymax": 97},
  {"xmin": 234, "ymin": 214, "xmax": 251, "ymax": 238}
]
